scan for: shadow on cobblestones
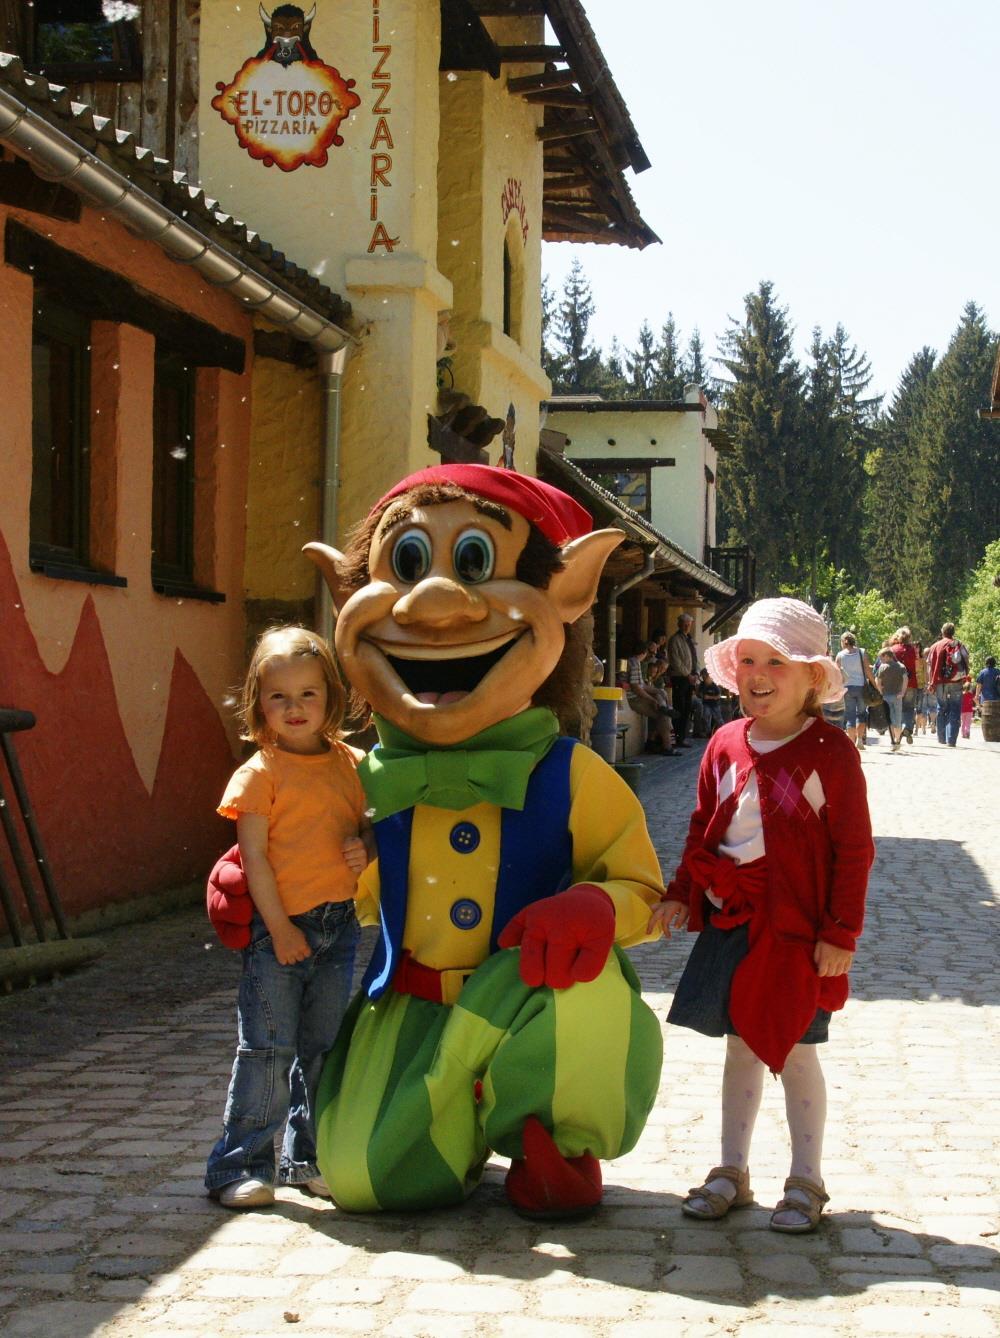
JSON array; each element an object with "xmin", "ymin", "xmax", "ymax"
[{"xmin": 853, "ymin": 837, "xmax": 999, "ymax": 1005}]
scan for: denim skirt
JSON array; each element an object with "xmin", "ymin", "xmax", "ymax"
[{"xmin": 668, "ymin": 915, "xmax": 830, "ymax": 1045}]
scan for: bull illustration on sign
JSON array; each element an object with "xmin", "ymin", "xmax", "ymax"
[
  {"xmin": 257, "ymin": 3, "xmax": 320, "ymax": 66},
  {"xmin": 213, "ymin": 0, "xmax": 360, "ymax": 171}
]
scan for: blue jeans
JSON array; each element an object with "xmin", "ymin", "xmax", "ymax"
[
  {"xmin": 883, "ymin": 691, "xmax": 904, "ymax": 737},
  {"xmin": 206, "ymin": 900, "xmax": 359, "ymax": 1191},
  {"xmin": 935, "ymin": 683, "xmax": 963, "ymax": 747},
  {"xmin": 843, "ymin": 684, "xmax": 866, "ymax": 728},
  {"xmin": 901, "ymin": 687, "xmax": 916, "ymax": 734}
]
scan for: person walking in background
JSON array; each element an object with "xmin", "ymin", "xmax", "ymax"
[
  {"xmin": 875, "ymin": 647, "xmax": 908, "ymax": 752},
  {"xmin": 835, "ymin": 632, "xmax": 879, "ymax": 751},
  {"xmin": 668, "ymin": 612, "xmax": 700, "ymax": 748},
  {"xmin": 960, "ymin": 684, "xmax": 976, "ymax": 739},
  {"xmin": 927, "ymin": 621, "xmax": 970, "ymax": 747},
  {"xmin": 975, "ymin": 655, "xmax": 1000, "ymax": 707},
  {"xmin": 889, "ymin": 627, "xmax": 919, "ymax": 745},
  {"xmin": 912, "ymin": 639, "xmax": 929, "ymax": 735}
]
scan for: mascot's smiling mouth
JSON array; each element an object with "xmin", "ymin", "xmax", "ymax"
[{"xmin": 383, "ymin": 638, "xmax": 519, "ymax": 702}]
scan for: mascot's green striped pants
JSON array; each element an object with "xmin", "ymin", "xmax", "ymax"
[{"xmin": 315, "ymin": 944, "xmax": 662, "ymax": 1212}]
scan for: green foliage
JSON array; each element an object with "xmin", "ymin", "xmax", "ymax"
[
  {"xmin": 541, "ymin": 261, "xmax": 999, "ymax": 640},
  {"xmin": 716, "ymin": 281, "xmax": 804, "ymax": 593},
  {"xmin": 865, "ymin": 346, "xmax": 936, "ymax": 607},
  {"xmin": 832, "ymin": 586, "xmax": 903, "ymax": 658},
  {"xmin": 894, "ymin": 305, "xmax": 999, "ymax": 632},
  {"xmin": 625, "ymin": 320, "xmax": 657, "ymax": 397},
  {"xmin": 546, "ymin": 259, "xmax": 603, "ymax": 394},
  {"xmin": 651, "ymin": 314, "xmax": 686, "ymax": 399},
  {"xmin": 958, "ymin": 537, "xmax": 1000, "ymax": 670}
]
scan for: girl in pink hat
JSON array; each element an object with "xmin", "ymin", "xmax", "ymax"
[{"xmin": 649, "ymin": 597, "xmax": 875, "ymax": 1233}]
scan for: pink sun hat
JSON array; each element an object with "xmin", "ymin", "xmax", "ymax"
[{"xmin": 704, "ymin": 598, "xmax": 846, "ymax": 703}]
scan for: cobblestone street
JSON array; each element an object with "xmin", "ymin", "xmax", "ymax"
[{"xmin": 1, "ymin": 729, "xmax": 998, "ymax": 1337}]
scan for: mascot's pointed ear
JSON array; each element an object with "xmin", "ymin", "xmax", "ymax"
[
  {"xmin": 546, "ymin": 528, "xmax": 624, "ymax": 624},
  {"xmin": 303, "ymin": 542, "xmax": 350, "ymax": 615}
]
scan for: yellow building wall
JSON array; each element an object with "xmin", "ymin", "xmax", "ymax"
[
  {"xmin": 244, "ymin": 356, "xmax": 322, "ymax": 604},
  {"xmin": 437, "ymin": 21, "xmax": 550, "ymax": 476},
  {"xmin": 199, "ymin": 0, "xmax": 452, "ymax": 535}
]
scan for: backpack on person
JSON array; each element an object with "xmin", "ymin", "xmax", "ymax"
[
  {"xmin": 937, "ymin": 639, "xmax": 968, "ymax": 683},
  {"xmin": 877, "ymin": 659, "xmax": 906, "ymax": 696}
]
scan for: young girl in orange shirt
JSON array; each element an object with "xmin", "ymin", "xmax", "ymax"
[{"xmin": 205, "ymin": 627, "xmax": 371, "ymax": 1210}]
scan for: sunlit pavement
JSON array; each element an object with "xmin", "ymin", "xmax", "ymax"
[{"xmin": 0, "ymin": 727, "xmax": 997, "ymax": 1336}]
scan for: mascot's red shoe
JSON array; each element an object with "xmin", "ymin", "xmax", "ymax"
[{"xmin": 504, "ymin": 1115, "xmax": 602, "ymax": 1220}]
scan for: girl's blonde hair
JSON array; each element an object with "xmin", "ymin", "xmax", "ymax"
[{"xmin": 238, "ymin": 625, "xmax": 346, "ymax": 746}]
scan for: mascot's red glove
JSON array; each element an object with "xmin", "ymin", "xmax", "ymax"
[
  {"xmin": 206, "ymin": 844, "xmax": 254, "ymax": 950},
  {"xmin": 497, "ymin": 884, "xmax": 616, "ymax": 989}
]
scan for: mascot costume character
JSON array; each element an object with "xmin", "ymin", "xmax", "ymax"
[{"xmin": 209, "ymin": 464, "xmax": 665, "ymax": 1218}]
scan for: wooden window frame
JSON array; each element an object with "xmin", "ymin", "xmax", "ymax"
[
  {"xmin": 575, "ymin": 457, "xmax": 677, "ymax": 520},
  {"xmin": 27, "ymin": 0, "xmax": 143, "ymax": 84},
  {"xmin": 29, "ymin": 293, "xmax": 125, "ymax": 587}
]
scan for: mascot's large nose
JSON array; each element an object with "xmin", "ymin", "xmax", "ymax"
[{"xmin": 392, "ymin": 577, "xmax": 489, "ymax": 629}]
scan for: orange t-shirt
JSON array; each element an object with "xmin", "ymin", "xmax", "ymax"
[{"xmin": 218, "ymin": 741, "xmax": 366, "ymax": 915}]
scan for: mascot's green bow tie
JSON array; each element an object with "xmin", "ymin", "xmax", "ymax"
[{"xmin": 359, "ymin": 708, "xmax": 560, "ymax": 820}]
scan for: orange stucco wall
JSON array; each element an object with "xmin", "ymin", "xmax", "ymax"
[{"xmin": 0, "ymin": 202, "xmax": 255, "ymax": 923}]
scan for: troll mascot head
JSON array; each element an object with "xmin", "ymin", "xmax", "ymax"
[
  {"xmin": 212, "ymin": 464, "xmax": 665, "ymax": 1218},
  {"xmin": 307, "ymin": 464, "xmax": 622, "ymax": 745}
]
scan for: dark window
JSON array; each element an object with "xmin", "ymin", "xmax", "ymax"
[
  {"xmin": 502, "ymin": 240, "xmax": 513, "ymax": 338},
  {"xmin": 151, "ymin": 348, "xmax": 196, "ymax": 586},
  {"xmin": 30, "ymin": 294, "xmax": 91, "ymax": 567},
  {"xmin": 580, "ymin": 464, "xmax": 652, "ymax": 518},
  {"xmin": 31, "ymin": 0, "xmax": 142, "ymax": 82}
]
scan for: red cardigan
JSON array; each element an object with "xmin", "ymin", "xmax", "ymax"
[{"xmin": 667, "ymin": 716, "xmax": 875, "ymax": 1069}]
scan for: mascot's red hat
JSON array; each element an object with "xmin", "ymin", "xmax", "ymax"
[{"xmin": 373, "ymin": 464, "xmax": 592, "ymax": 546}]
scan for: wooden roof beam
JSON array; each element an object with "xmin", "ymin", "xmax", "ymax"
[
  {"xmin": 507, "ymin": 69, "xmax": 578, "ymax": 93},
  {"xmin": 542, "ymin": 174, "xmax": 592, "ymax": 192},
  {"xmin": 525, "ymin": 89, "xmax": 588, "ymax": 107},
  {"xmin": 496, "ymin": 44, "xmax": 566, "ymax": 61},
  {"xmin": 468, "ymin": 0, "xmax": 545, "ymax": 13},
  {"xmin": 536, "ymin": 117, "xmax": 598, "ymax": 143},
  {"xmin": 543, "ymin": 203, "xmax": 612, "ymax": 232}
]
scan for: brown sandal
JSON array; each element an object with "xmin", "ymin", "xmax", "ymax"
[
  {"xmin": 769, "ymin": 1175, "xmax": 829, "ymax": 1233},
  {"xmin": 681, "ymin": 1164, "xmax": 753, "ymax": 1220}
]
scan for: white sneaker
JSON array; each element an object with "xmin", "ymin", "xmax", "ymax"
[
  {"xmin": 299, "ymin": 1176, "xmax": 333, "ymax": 1199},
  {"xmin": 216, "ymin": 1177, "xmax": 275, "ymax": 1209}
]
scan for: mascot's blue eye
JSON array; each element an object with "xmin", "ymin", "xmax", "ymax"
[
  {"xmin": 453, "ymin": 530, "xmax": 495, "ymax": 584},
  {"xmin": 391, "ymin": 530, "xmax": 431, "ymax": 583}
]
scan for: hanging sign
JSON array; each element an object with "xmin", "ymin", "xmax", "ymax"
[{"xmin": 212, "ymin": 3, "xmax": 361, "ymax": 171}]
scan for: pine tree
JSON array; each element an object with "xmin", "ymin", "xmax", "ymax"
[
  {"xmin": 823, "ymin": 323, "xmax": 880, "ymax": 576},
  {"xmin": 717, "ymin": 281, "xmax": 804, "ymax": 592},
  {"xmin": 865, "ymin": 346, "xmax": 936, "ymax": 603},
  {"xmin": 540, "ymin": 274, "xmax": 558, "ymax": 379},
  {"xmin": 650, "ymin": 314, "xmax": 686, "ymax": 399},
  {"xmin": 549, "ymin": 258, "xmax": 603, "ymax": 394},
  {"xmin": 683, "ymin": 327, "xmax": 709, "ymax": 394},
  {"xmin": 899, "ymin": 303, "xmax": 999, "ymax": 630},
  {"xmin": 625, "ymin": 320, "xmax": 657, "ymax": 398},
  {"xmin": 600, "ymin": 336, "xmax": 628, "ymax": 398}
]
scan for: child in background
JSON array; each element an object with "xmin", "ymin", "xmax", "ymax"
[
  {"xmin": 205, "ymin": 626, "xmax": 372, "ymax": 1210},
  {"xmin": 960, "ymin": 684, "xmax": 976, "ymax": 739},
  {"xmin": 650, "ymin": 598, "xmax": 874, "ymax": 1233},
  {"xmin": 874, "ymin": 647, "xmax": 908, "ymax": 752}
]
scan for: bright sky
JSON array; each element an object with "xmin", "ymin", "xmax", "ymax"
[{"xmin": 542, "ymin": 0, "xmax": 1000, "ymax": 402}]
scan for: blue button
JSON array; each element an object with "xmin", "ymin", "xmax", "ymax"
[
  {"xmin": 449, "ymin": 821, "xmax": 480, "ymax": 853},
  {"xmin": 450, "ymin": 898, "xmax": 483, "ymax": 930}
]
